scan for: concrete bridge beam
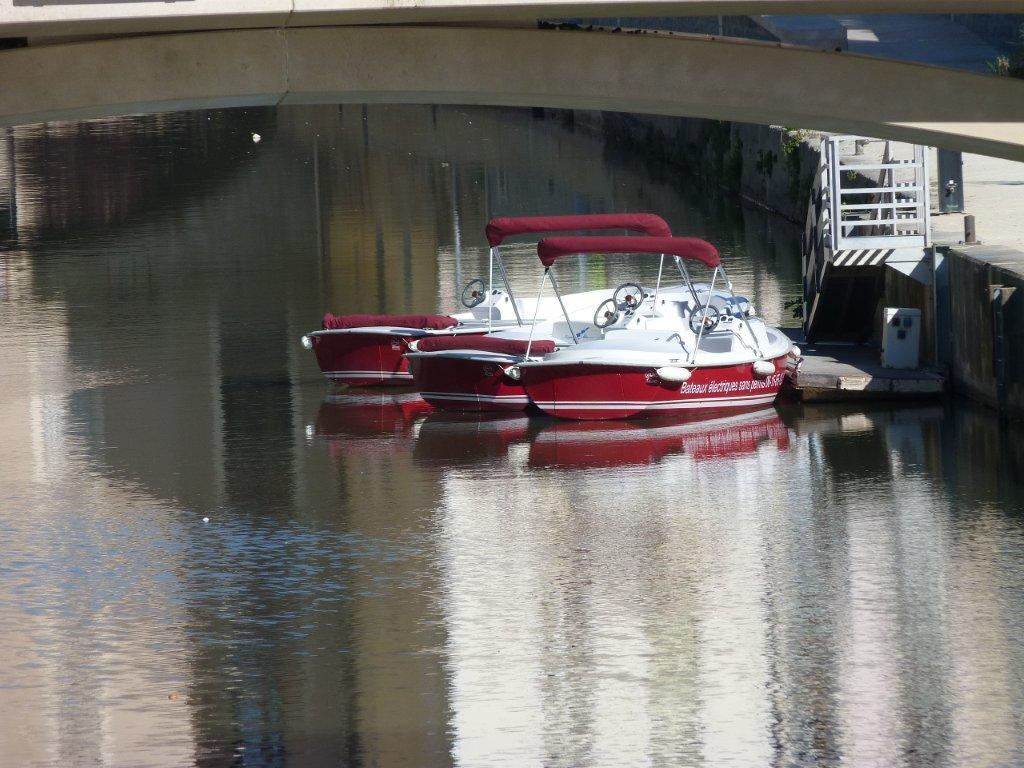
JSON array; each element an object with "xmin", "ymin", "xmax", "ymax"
[
  {"xmin": 3, "ymin": 0, "xmax": 1024, "ymax": 37},
  {"xmin": 1, "ymin": 26, "xmax": 1022, "ymax": 161}
]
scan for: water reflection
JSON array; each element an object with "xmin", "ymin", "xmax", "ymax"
[
  {"xmin": 3, "ymin": 106, "xmax": 1024, "ymax": 766},
  {"xmin": 527, "ymin": 408, "xmax": 789, "ymax": 468}
]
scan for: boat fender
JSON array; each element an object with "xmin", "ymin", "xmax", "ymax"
[
  {"xmin": 406, "ymin": 339, "xmax": 420, "ymax": 352},
  {"xmin": 300, "ymin": 335, "xmax": 313, "ymax": 350},
  {"xmin": 504, "ymin": 365, "xmax": 522, "ymax": 381},
  {"xmin": 752, "ymin": 360, "xmax": 776, "ymax": 377},
  {"xmin": 656, "ymin": 366, "xmax": 692, "ymax": 383}
]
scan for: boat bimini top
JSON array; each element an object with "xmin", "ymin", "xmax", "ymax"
[
  {"xmin": 523, "ymin": 234, "xmax": 765, "ymax": 364},
  {"xmin": 485, "ymin": 214, "xmax": 670, "ymax": 247},
  {"xmin": 467, "ymin": 213, "xmax": 673, "ymax": 329},
  {"xmin": 536, "ymin": 235, "xmax": 719, "ymax": 268}
]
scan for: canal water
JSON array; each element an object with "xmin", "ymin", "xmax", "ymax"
[{"xmin": 1, "ymin": 105, "xmax": 1024, "ymax": 767}]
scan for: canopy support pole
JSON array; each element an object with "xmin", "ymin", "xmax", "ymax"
[
  {"xmin": 675, "ymin": 256, "xmax": 703, "ymax": 309},
  {"xmin": 493, "ymin": 247, "xmax": 523, "ymax": 327},
  {"xmin": 524, "ymin": 269, "xmax": 548, "ymax": 359},
  {"xmin": 719, "ymin": 264, "xmax": 763, "ymax": 357},
  {"xmin": 691, "ymin": 268, "xmax": 717, "ymax": 366},
  {"xmin": 653, "ymin": 254, "xmax": 665, "ymax": 309},
  {"xmin": 547, "ymin": 268, "xmax": 579, "ymax": 345}
]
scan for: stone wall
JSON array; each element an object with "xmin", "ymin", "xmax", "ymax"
[{"xmin": 591, "ymin": 112, "xmax": 819, "ymax": 224}]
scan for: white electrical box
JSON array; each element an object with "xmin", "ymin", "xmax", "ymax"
[{"xmin": 881, "ymin": 307, "xmax": 921, "ymax": 369}]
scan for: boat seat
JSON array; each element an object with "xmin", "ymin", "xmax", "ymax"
[
  {"xmin": 552, "ymin": 320, "xmax": 597, "ymax": 343},
  {"xmin": 697, "ymin": 334, "xmax": 735, "ymax": 353},
  {"xmin": 322, "ymin": 313, "xmax": 458, "ymax": 330}
]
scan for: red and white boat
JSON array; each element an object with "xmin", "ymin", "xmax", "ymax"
[
  {"xmin": 515, "ymin": 236, "xmax": 799, "ymax": 420},
  {"xmin": 301, "ymin": 213, "xmax": 670, "ymax": 386},
  {"xmin": 406, "ymin": 241, "xmax": 755, "ymax": 412}
]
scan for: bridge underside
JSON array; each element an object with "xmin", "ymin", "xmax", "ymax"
[{"xmin": 1, "ymin": 26, "xmax": 1023, "ymax": 160}]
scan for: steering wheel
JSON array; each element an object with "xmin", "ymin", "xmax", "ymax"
[
  {"xmin": 461, "ymin": 279, "xmax": 486, "ymax": 308},
  {"xmin": 594, "ymin": 298, "xmax": 620, "ymax": 329},
  {"xmin": 613, "ymin": 282, "xmax": 644, "ymax": 312},
  {"xmin": 689, "ymin": 305, "xmax": 721, "ymax": 334}
]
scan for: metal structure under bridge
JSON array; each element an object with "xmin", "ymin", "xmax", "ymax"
[{"xmin": 802, "ymin": 135, "xmax": 933, "ymax": 344}]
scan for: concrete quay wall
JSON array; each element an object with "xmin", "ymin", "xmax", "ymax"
[
  {"xmin": 946, "ymin": 246, "xmax": 1024, "ymax": 420},
  {"xmin": 580, "ymin": 112, "xmax": 819, "ymax": 223}
]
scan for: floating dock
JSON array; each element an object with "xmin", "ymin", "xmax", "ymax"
[{"xmin": 783, "ymin": 330, "xmax": 945, "ymax": 402}]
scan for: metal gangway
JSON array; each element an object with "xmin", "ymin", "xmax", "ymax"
[{"xmin": 803, "ymin": 135, "xmax": 931, "ymax": 341}]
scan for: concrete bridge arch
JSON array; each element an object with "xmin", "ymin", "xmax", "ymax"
[{"xmin": 2, "ymin": 26, "xmax": 1023, "ymax": 160}]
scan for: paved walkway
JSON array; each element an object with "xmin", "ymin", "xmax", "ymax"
[
  {"xmin": 771, "ymin": 14, "xmax": 1024, "ymax": 252},
  {"xmin": 835, "ymin": 14, "xmax": 1002, "ymax": 74},
  {"xmin": 839, "ymin": 16, "xmax": 1024, "ymax": 251}
]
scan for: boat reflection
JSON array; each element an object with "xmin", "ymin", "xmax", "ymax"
[
  {"xmin": 385, "ymin": 403, "xmax": 791, "ymax": 471},
  {"xmin": 312, "ymin": 390, "xmax": 432, "ymax": 458},
  {"xmin": 527, "ymin": 407, "xmax": 790, "ymax": 468},
  {"xmin": 412, "ymin": 411, "xmax": 535, "ymax": 467}
]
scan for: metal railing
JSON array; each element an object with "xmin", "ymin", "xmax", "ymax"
[{"xmin": 825, "ymin": 136, "xmax": 930, "ymax": 250}]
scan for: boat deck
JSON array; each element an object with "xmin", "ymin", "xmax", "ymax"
[{"xmin": 783, "ymin": 329, "xmax": 945, "ymax": 402}]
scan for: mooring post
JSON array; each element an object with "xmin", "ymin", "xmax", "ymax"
[{"xmin": 964, "ymin": 215, "xmax": 977, "ymax": 244}]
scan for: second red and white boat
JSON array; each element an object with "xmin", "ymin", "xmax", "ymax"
[{"xmin": 301, "ymin": 213, "xmax": 671, "ymax": 386}]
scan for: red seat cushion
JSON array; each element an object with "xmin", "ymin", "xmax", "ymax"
[
  {"xmin": 415, "ymin": 335, "xmax": 556, "ymax": 356},
  {"xmin": 322, "ymin": 313, "xmax": 458, "ymax": 331}
]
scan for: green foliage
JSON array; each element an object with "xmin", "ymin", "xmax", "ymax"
[
  {"xmin": 781, "ymin": 129, "xmax": 806, "ymax": 204},
  {"xmin": 987, "ymin": 23, "xmax": 1024, "ymax": 79},
  {"xmin": 781, "ymin": 129, "xmax": 808, "ymax": 158}
]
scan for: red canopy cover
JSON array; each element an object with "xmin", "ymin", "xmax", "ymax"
[
  {"xmin": 485, "ymin": 213, "xmax": 670, "ymax": 246},
  {"xmin": 536, "ymin": 236, "xmax": 720, "ymax": 269},
  {"xmin": 322, "ymin": 313, "xmax": 458, "ymax": 330},
  {"xmin": 415, "ymin": 335, "xmax": 556, "ymax": 356}
]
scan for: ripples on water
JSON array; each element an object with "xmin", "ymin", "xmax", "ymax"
[{"xmin": 1, "ymin": 106, "xmax": 1024, "ymax": 767}]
